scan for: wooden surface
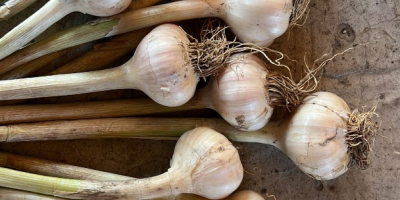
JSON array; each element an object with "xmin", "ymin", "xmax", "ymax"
[{"xmin": 0, "ymin": 0, "xmax": 399, "ymax": 199}]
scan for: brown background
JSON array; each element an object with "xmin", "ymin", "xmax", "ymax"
[{"xmin": 0, "ymin": 0, "xmax": 399, "ymax": 199}]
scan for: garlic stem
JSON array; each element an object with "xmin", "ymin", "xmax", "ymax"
[
  {"xmin": 128, "ymin": 0, "xmax": 163, "ymax": 11},
  {"xmin": 0, "ymin": 66, "xmax": 127, "ymax": 100},
  {"xmin": 0, "ymin": 0, "xmax": 292, "ymax": 74},
  {"xmin": 0, "ymin": 0, "xmax": 72, "ymax": 60},
  {"xmin": 0, "ymin": 46, "xmax": 80, "ymax": 80},
  {"xmin": 0, "ymin": 187, "xmax": 66, "ymax": 200},
  {"xmin": 0, "ymin": 127, "xmax": 243, "ymax": 199},
  {"xmin": 0, "ymin": 152, "xmax": 131, "ymax": 181},
  {"xmin": 0, "ymin": 0, "xmax": 38, "ymax": 21},
  {"xmin": 0, "ymin": 167, "xmax": 83, "ymax": 196},
  {"xmin": 0, "ymin": 98, "xmax": 185, "ymax": 124},
  {"xmin": 46, "ymin": 27, "xmax": 153, "ymax": 75},
  {"xmin": 0, "ymin": 18, "xmax": 120, "ymax": 75}
]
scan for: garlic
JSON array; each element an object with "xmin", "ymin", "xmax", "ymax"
[
  {"xmin": 0, "ymin": 0, "xmax": 132, "ymax": 60},
  {"xmin": 0, "ymin": 127, "xmax": 244, "ymax": 199},
  {"xmin": 200, "ymin": 53, "xmax": 273, "ymax": 131},
  {"xmin": 223, "ymin": 91, "xmax": 378, "ymax": 180},
  {"xmin": 193, "ymin": 53, "xmax": 314, "ymax": 131},
  {"xmin": 0, "ymin": 93, "xmax": 378, "ymax": 180},
  {"xmin": 0, "ymin": 24, "xmax": 199, "ymax": 107},
  {"xmin": 0, "ymin": 152, "xmax": 260, "ymax": 200}
]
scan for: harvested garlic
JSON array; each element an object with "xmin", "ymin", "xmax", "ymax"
[
  {"xmin": 0, "ymin": 127, "xmax": 244, "ymax": 199},
  {"xmin": 0, "ymin": 24, "xmax": 204, "ymax": 106}
]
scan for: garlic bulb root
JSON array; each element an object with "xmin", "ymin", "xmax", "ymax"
[
  {"xmin": 266, "ymin": 45, "xmax": 363, "ymax": 110},
  {"xmin": 187, "ymin": 20, "xmax": 296, "ymax": 79},
  {"xmin": 289, "ymin": 0, "xmax": 311, "ymax": 27},
  {"xmin": 346, "ymin": 106, "xmax": 378, "ymax": 170}
]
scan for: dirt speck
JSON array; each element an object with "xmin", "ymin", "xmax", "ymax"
[
  {"xmin": 235, "ymin": 115, "xmax": 245, "ymax": 124},
  {"xmin": 337, "ymin": 23, "xmax": 356, "ymax": 42},
  {"xmin": 315, "ymin": 180, "xmax": 324, "ymax": 191}
]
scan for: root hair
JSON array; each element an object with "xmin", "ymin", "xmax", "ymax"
[
  {"xmin": 347, "ymin": 106, "xmax": 379, "ymax": 170},
  {"xmin": 290, "ymin": 0, "xmax": 311, "ymax": 28}
]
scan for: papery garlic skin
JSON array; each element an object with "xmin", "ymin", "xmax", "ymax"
[
  {"xmin": 283, "ymin": 92, "xmax": 351, "ymax": 180},
  {"xmin": 168, "ymin": 127, "xmax": 244, "ymax": 199},
  {"xmin": 209, "ymin": 54, "xmax": 273, "ymax": 131},
  {"xmin": 202, "ymin": 0, "xmax": 292, "ymax": 46},
  {"xmin": 122, "ymin": 24, "xmax": 198, "ymax": 107}
]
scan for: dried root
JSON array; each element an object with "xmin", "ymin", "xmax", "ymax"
[
  {"xmin": 186, "ymin": 20, "xmax": 289, "ymax": 80},
  {"xmin": 267, "ymin": 44, "xmax": 364, "ymax": 110},
  {"xmin": 187, "ymin": 21, "xmax": 231, "ymax": 80},
  {"xmin": 290, "ymin": 0, "xmax": 311, "ymax": 28},
  {"xmin": 346, "ymin": 106, "xmax": 379, "ymax": 170}
]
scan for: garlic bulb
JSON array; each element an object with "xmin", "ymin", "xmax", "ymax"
[
  {"xmin": 276, "ymin": 92, "xmax": 352, "ymax": 179},
  {"xmin": 277, "ymin": 92, "xmax": 377, "ymax": 179},
  {"xmin": 196, "ymin": 53, "xmax": 309, "ymax": 131},
  {"xmin": 0, "ymin": 127, "xmax": 244, "ymax": 199},
  {"xmin": 200, "ymin": 53, "xmax": 273, "ymax": 131},
  {"xmin": 0, "ymin": 0, "xmax": 132, "ymax": 60},
  {"xmin": 205, "ymin": 0, "xmax": 292, "ymax": 46}
]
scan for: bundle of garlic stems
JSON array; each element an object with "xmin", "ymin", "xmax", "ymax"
[
  {"xmin": 0, "ymin": 127, "xmax": 244, "ymax": 199},
  {"xmin": 0, "ymin": 0, "xmax": 161, "ymax": 80},
  {"xmin": 0, "ymin": 0, "xmax": 38, "ymax": 21},
  {"xmin": 0, "ymin": 27, "xmax": 152, "ymax": 107},
  {"xmin": 0, "ymin": 27, "xmax": 152, "ymax": 80},
  {"xmin": 0, "ymin": 0, "xmax": 308, "ymax": 74},
  {"xmin": 0, "ymin": 92, "xmax": 378, "ymax": 180},
  {"xmin": 0, "ymin": 0, "xmax": 132, "ymax": 60},
  {"xmin": 0, "ymin": 152, "xmax": 264, "ymax": 200},
  {"xmin": 0, "ymin": 52, "xmax": 321, "ymax": 130},
  {"xmin": 0, "ymin": 45, "xmax": 80, "ymax": 80}
]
